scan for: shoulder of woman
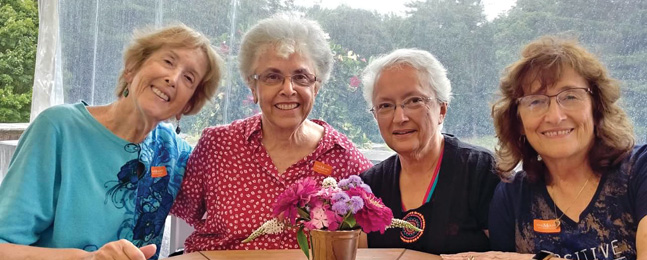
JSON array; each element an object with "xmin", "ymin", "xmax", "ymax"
[
  {"xmin": 36, "ymin": 103, "xmax": 82, "ymax": 121},
  {"xmin": 626, "ymin": 144, "xmax": 647, "ymax": 177},
  {"xmin": 24, "ymin": 103, "xmax": 85, "ymax": 134},
  {"xmin": 360, "ymin": 155, "xmax": 397, "ymax": 180}
]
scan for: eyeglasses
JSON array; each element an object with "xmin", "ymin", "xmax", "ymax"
[
  {"xmin": 370, "ymin": 96, "xmax": 436, "ymax": 118},
  {"xmin": 517, "ymin": 88, "xmax": 592, "ymax": 116},
  {"xmin": 251, "ymin": 71, "xmax": 319, "ymax": 87}
]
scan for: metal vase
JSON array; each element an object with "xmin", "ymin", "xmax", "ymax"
[{"xmin": 310, "ymin": 229, "xmax": 360, "ymax": 260}]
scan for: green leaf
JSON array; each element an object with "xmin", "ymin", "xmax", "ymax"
[
  {"xmin": 340, "ymin": 214, "xmax": 357, "ymax": 230},
  {"xmin": 297, "ymin": 227, "xmax": 310, "ymax": 260}
]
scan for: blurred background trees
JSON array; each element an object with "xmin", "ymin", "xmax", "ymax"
[{"xmin": 3, "ymin": 0, "xmax": 647, "ymax": 147}]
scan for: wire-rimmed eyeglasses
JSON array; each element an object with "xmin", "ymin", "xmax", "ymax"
[
  {"xmin": 251, "ymin": 71, "xmax": 319, "ymax": 87},
  {"xmin": 516, "ymin": 87, "xmax": 592, "ymax": 116},
  {"xmin": 370, "ymin": 96, "xmax": 436, "ymax": 118}
]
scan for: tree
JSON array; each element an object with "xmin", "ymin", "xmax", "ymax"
[
  {"xmin": 0, "ymin": 0, "xmax": 37, "ymax": 122},
  {"xmin": 396, "ymin": 0, "xmax": 498, "ymax": 138}
]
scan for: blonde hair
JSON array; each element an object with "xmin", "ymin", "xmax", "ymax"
[
  {"xmin": 491, "ymin": 36, "xmax": 634, "ymax": 182},
  {"xmin": 115, "ymin": 24, "xmax": 224, "ymax": 115}
]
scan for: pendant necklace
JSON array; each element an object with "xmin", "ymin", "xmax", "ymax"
[{"xmin": 550, "ymin": 175, "xmax": 592, "ymax": 228}]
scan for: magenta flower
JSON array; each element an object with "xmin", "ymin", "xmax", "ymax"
[
  {"xmin": 245, "ymin": 176, "xmax": 420, "ymax": 260},
  {"xmin": 347, "ymin": 187, "xmax": 392, "ymax": 234},
  {"xmin": 272, "ymin": 178, "xmax": 319, "ymax": 224},
  {"xmin": 325, "ymin": 209, "xmax": 343, "ymax": 231}
]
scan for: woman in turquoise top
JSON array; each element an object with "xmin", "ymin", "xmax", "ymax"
[{"xmin": 0, "ymin": 24, "xmax": 223, "ymax": 260}]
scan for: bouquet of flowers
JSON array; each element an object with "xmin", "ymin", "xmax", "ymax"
[{"xmin": 242, "ymin": 175, "xmax": 420, "ymax": 258}]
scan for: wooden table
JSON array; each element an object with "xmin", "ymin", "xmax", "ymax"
[{"xmin": 170, "ymin": 248, "xmax": 442, "ymax": 259}]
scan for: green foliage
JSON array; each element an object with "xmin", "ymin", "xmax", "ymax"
[
  {"xmin": 0, "ymin": 0, "xmax": 37, "ymax": 122},
  {"xmin": 296, "ymin": 227, "xmax": 309, "ymax": 259},
  {"xmin": 0, "ymin": 86, "xmax": 31, "ymax": 122},
  {"xmin": 311, "ymin": 43, "xmax": 377, "ymax": 146}
]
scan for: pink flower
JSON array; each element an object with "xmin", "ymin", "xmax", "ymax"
[
  {"xmin": 316, "ymin": 187, "xmax": 341, "ymax": 201},
  {"xmin": 347, "ymin": 187, "xmax": 393, "ymax": 234},
  {"xmin": 304, "ymin": 206, "xmax": 329, "ymax": 230},
  {"xmin": 272, "ymin": 178, "xmax": 319, "ymax": 225},
  {"xmin": 349, "ymin": 76, "xmax": 361, "ymax": 88}
]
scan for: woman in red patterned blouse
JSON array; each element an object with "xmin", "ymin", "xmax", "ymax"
[{"xmin": 170, "ymin": 14, "xmax": 373, "ymax": 252}]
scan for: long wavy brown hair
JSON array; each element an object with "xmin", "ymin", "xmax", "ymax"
[{"xmin": 491, "ymin": 36, "xmax": 635, "ymax": 182}]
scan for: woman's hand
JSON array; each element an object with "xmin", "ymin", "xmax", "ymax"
[{"xmin": 84, "ymin": 239, "xmax": 156, "ymax": 260}]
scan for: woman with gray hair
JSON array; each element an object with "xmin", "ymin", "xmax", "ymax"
[
  {"xmin": 359, "ymin": 48, "xmax": 500, "ymax": 254},
  {"xmin": 171, "ymin": 14, "xmax": 372, "ymax": 252}
]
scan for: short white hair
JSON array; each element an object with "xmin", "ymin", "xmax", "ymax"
[
  {"xmin": 361, "ymin": 48, "xmax": 452, "ymax": 107},
  {"xmin": 238, "ymin": 13, "xmax": 334, "ymax": 84}
]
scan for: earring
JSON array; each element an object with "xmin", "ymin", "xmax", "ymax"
[
  {"xmin": 175, "ymin": 120, "xmax": 181, "ymax": 134},
  {"xmin": 123, "ymin": 88, "xmax": 129, "ymax": 97},
  {"xmin": 537, "ymin": 154, "xmax": 543, "ymax": 162},
  {"xmin": 519, "ymin": 135, "xmax": 526, "ymax": 145}
]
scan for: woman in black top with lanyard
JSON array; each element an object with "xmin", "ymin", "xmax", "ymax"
[{"xmin": 359, "ymin": 48, "xmax": 500, "ymax": 254}]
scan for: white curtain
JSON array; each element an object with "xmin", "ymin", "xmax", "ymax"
[{"xmin": 30, "ymin": 0, "xmax": 64, "ymax": 122}]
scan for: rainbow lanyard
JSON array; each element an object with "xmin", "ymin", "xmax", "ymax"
[{"xmin": 402, "ymin": 149, "xmax": 444, "ymax": 211}]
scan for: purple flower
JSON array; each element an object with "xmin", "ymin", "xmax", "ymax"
[
  {"xmin": 332, "ymin": 200, "xmax": 351, "ymax": 215},
  {"xmin": 359, "ymin": 184, "xmax": 372, "ymax": 194},
  {"xmin": 347, "ymin": 175, "xmax": 363, "ymax": 186},
  {"xmin": 332, "ymin": 191, "xmax": 349, "ymax": 203},
  {"xmin": 349, "ymin": 196, "xmax": 364, "ymax": 214},
  {"xmin": 339, "ymin": 175, "xmax": 365, "ymax": 190},
  {"xmin": 337, "ymin": 179, "xmax": 351, "ymax": 190}
]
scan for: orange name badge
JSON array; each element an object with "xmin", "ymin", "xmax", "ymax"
[
  {"xmin": 151, "ymin": 166, "xmax": 168, "ymax": 178},
  {"xmin": 533, "ymin": 219, "xmax": 561, "ymax": 233},
  {"xmin": 313, "ymin": 161, "xmax": 333, "ymax": 176}
]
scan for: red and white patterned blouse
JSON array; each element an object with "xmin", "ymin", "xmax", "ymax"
[{"xmin": 171, "ymin": 114, "xmax": 373, "ymax": 252}]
